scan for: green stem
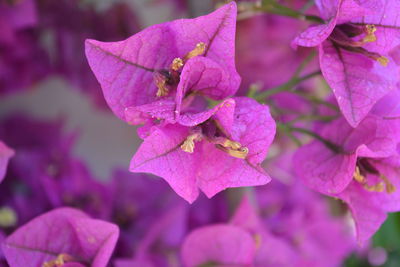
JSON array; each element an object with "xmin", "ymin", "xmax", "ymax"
[
  {"xmin": 294, "ymin": 50, "xmax": 316, "ymax": 77},
  {"xmin": 256, "ymin": 0, "xmax": 324, "ymax": 23},
  {"xmin": 294, "ymin": 91, "xmax": 339, "ymax": 111},
  {"xmin": 278, "ymin": 123, "xmax": 341, "ymax": 152},
  {"xmin": 254, "ymin": 70, "xmax": 321, "ymax": 101},
  {"xmin": 289, "ymin": 114, "xmax": 339, "ymax": 123},
  {"xmin": 300, "ymin": 0, "xmax": 316, "ymax": 13}
]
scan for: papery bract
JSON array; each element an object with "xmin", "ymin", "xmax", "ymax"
[
  {"xmin": 2, "ymin": 208, "xmax": 119, "ymax": 267},
  {"xmin": 294, "ymin": 115, "xmax": 399, "ymax": 194},
  {"xmin": 294, "ymin": 0, "xmax": 400, "ymax": 127},
  {"xmin": 130, "ymin": 97, "xmax": 275, "ymax": 203},
  {"xmin": 372, "ymin": 86, "xmax": 400, "ymax": 118},
  {"xmin": 294, "ymin": 115, "xmax": 400, "ymax": 242},
  {"xmin": 85, "ymin": 2, "xmax": 240, "ymax": 121},
  {"xmin": 335, "ymin": 155, "xmax": 400, "ymax": 243}
]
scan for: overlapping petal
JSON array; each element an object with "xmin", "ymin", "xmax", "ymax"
[
  {"xmin": 130, "ymin": 97, "xmax": 275, "ymax": 202},
  {"xmin": 85, "ymin": 2, "xmax": 240, "ymax": 120}
]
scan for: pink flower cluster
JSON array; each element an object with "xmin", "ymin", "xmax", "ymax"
[{"xmin": 1, "ymin": 0, "xmax": 400, "ymax": 266}]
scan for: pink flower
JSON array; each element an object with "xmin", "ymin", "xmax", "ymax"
[
  {"xmin": 294, "ymin": 0, "xmax": 400, "ymax": 127},
  {"xmin": 2, "ymin": 208, "xmax": 119, "ymax": 267},
  {"xmin": 294, "ymin": 115, "xmax": 400, "ymax": 243},
  {"xmin": 130, "ymin": 97, "xmax": 276, "ymax": 203},
  {"xmin": 85, "ymin": 2, "xmax": 240, "ymax": 121}
]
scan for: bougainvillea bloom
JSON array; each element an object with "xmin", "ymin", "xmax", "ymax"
[
  {"xmin": 2, "ymin": 208, "xmax": 119, "ymax": 267},
  {"xmin": 256, "ymin": 180, "xmax": 355, "ymax": 266},
  {"xmin": 109, "ymin": 169, "xmax": 183, "ymax": 258},
  {"xmin": 0, "ymin": 141, "xmax": 14, "ymax": 183},
  {"xmin": 181, "ymin": 224, "xmax": 256, "ymax": 267},
  {"xmin": 182, "ymin": 190, "xmax": 353, "ymax": 267},
  {"xmin": 294, "ymin": 0, "xmax": 400, "ymax": 127},
  {"xmin": 85, "ymin": 2, "xmax": 278, "ymax": 203},
  {"xmin": 130, "ymin": 97, "xmax": 276, "ymax": 203},
  {"xmin": 294, "ymin": 115, "xmax": 400, "ymax": 243},
  {"xmin": 85, "ymin": 2, "xmax": 240, "ymax": 121}
]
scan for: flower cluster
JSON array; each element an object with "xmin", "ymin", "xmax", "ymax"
[
  {"xmin": 1, "ymin": 0, "xmax": 400, "ymax": 266},
  {"xmin": 85, "ymin": 2, "xmax": 276, "ymax": 203}
]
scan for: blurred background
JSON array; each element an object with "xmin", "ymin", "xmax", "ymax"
[{"xmin": 1, "ymin": 0, "xmax": 399, "ymax": 266}]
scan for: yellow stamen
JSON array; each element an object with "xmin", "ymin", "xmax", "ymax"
[
  {"xmin": 363, "ymin": 182, "xmax": 385, "ymax": 193},
  {"xmin": 225, "ymin": 147, "xmax": 249, "ymax": 159},
  {"xmin": 381, "ymin": 175, "xmax": 396, "ymax": 194},
  {"xmin": 222, "ymin": 139, "xmax": 242, "ymax": 150},
  {"xmin": 42, "ymin": 254, "xmax": 73, "ymax": 267},
  {"xmin": 181, "ymin": 133, "xmax": 202, "ymax": 153},
  {"xmin": 215, "ymin": 138, "xmax": 249, "ymax": 159},
  {"xmin": 362, "ymin": 24, "xmax": 377, "ymax": 43},
  {"xmin": 0, "ymin": 207, "xmax": 17, "ymax": 228},
  {"xmin": 353, "ymin": 166, "xmax": 365, "ymax": 183},
  {"xmin": 353, "ymin": 167, "xmax": 386, "ymax": 193},
  {"xmin": 377, "ymin": 56, "xmax": 389, "ymax": 67},
  {"xmin": 171, "ymin": 58, "xmax": 184, "ymax": 71},
  {"xmin": 184, "ymin": 42, "xmax": 206, "ymax": 61},
  {"xmin": 253, "ymin": 234, "xmax": 263, "ymax": 249}
]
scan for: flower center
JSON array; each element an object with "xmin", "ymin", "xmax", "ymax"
[
  {"xmin": 330, "ymin": 24, "xmax": 389, "ymax": 66},
  {"xmin": 180, "ymin": 129, "xmax": 249, "ymax": 159},
  {"xmin": 181, "ymin": 132, "xmax": 203, "ymax": 153},
  {"xmin": 155, "ymin": 42, "xmax": 206, "ymax": 97},
  {"xmin": 42, "ymin": 254, "xmax": 77, "ymax": 267},
  {"xmin": 353, "ymin": 159, "xmax": 396, "ymax": 194},
  {"xmin": 213, "ymin": 137, "xmax": 249, "ymax": 159}
]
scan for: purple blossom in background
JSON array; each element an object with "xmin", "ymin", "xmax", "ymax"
[
  {"xmin": 112, "ymin": 170, "xmax": 230, "ymax": 266},
  {"xmin": 0, "ymin": 0, "xmax": 139, "ymax": 107},
  {"xmin": 109, "ymin": 169, "xmax": 183, "ymax": 258},
  {"xmin": 0, "ymin": 0, "xmax": 50, "ymax": 95},
  {"xmin": 0, "ymin": 141, "xmax": 13, "ymax": 184},
  {"xmin": 37, "ymin": 0, "xmax": 140, "ymax": 108},
  {"xmin": 294, "ymin": 0, "xmax": 400, "ymax": 127},
  {"xmin": 0, "ymin": 114, "xmax": 112, "ymax": 226},
  {"xmin": 181, "ymin": 181, "xmax": 355, "ymax": 267},
  {"xmin": 236, "ymin": 13, "xmax": 312, "ymax": 93},
  {"xmin": 181, "ymin": 223, "xmax": 256, "ymax": 267},
  {"xmin": 2, "ymin": 208, "xmax": 119, "ymax": 267}
]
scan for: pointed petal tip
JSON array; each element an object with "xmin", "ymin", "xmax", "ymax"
[{"xmin": 228, "ymin": 1, "xmax": 237, "ymax": 9}]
